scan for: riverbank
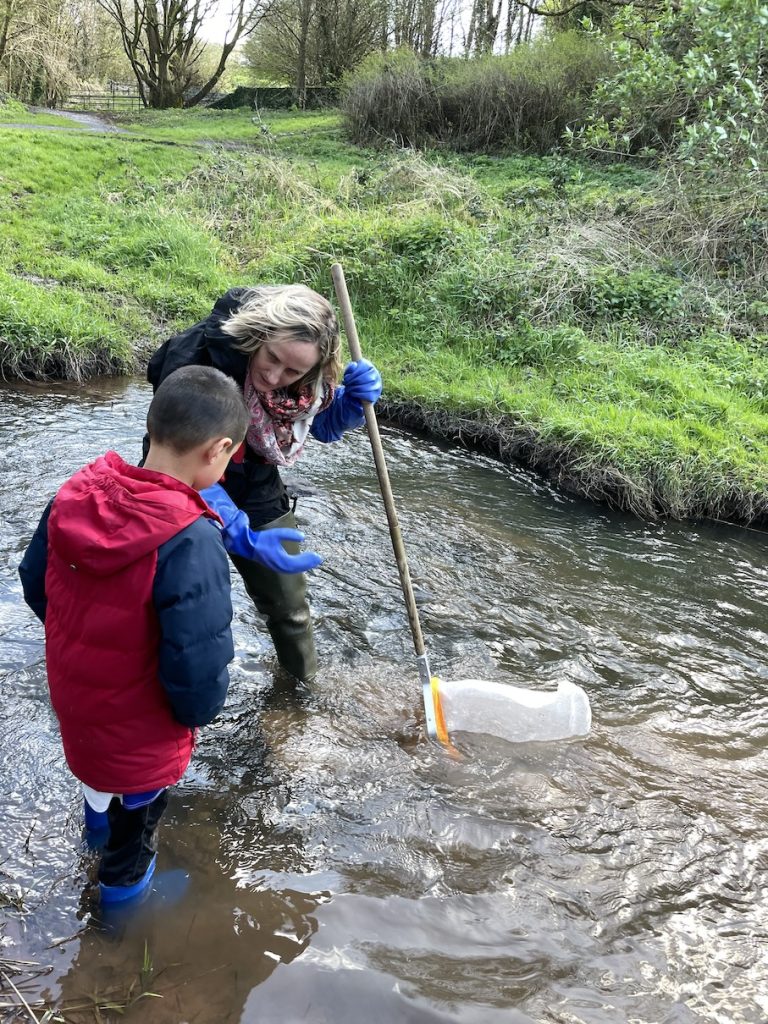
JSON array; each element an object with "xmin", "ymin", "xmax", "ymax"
[{"xmin": 1, "ymin": 105, "xmax": 765, "ymax": 522}]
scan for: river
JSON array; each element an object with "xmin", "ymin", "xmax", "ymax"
[{"xmin": 1, "ymin": 378, "xmax": 766, "ymax": 1023}]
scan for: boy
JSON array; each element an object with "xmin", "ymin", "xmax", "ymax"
[{"xmin": 18, "ymin": 366, "xmax": 250, "ymax": 904}]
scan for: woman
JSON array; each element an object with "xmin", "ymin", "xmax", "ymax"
[{"xmin": 145, "ymin": 284, "xmax": 382, "ymax": 684}]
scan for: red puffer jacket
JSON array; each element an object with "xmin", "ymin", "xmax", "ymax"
[{"xmin": 40, "ymin": 452, "xmax": 228, "ymax": 793}]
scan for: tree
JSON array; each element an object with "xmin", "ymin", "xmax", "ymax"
[
  {"xmin": 1, "ymin": 0, "xmax": 132, "ymax": 102},
  {"xmin": 0, "ymin": 1, "xmax": 22, "ymax": 68},
  {"xmin": 313, "ymin": 0, "xmax": 388, "ymax": 82},
  {"xmin": 96, "ymin": 0, "xmax": 271, "ymax": 107},
  {"xmin": 249, "ymin": 0, "xmax": 315, "ymax": 98},
  {"xmin": 1, "ymin": 0, "xmax": 76, "ymax": 104},
  {"xmin": 68, "ymin": 0, "xmax": 134, "ymax": 86},
  {"xmin": 391, "ymin": 0, "xmax": 454, "ymax": 55},
  {"xmin": 466, "ymin": 0, "xmax": 504, "ymax": 54},
  {"xmin": 244, "ymin": 0, "xmax": 385, "ymax": 98}
]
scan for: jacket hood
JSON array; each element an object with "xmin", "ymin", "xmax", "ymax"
[
  {"xmin": 204, "ymin": 288, "xmax": 251, "ymax": 385},
  {"xmin": 205, "ymin": 288, "xmax": 249, "ymax": 347},
  {"xmin": 49, "ymin": 451, "xmax": 215, "ymax": 576}
]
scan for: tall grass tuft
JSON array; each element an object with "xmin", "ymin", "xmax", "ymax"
[
  {"xmin": 630, "ymin": 170, "xmax": 768, "ymax": 321},
  {"xmin": 0, "ymin": 272, "xmax": 134, "ymax": 380}
]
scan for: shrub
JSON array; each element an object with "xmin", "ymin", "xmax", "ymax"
[
  {"xmin": 577, "ymin": 267, "xmax": 683, "ymax": 322},
  {"xmin": 572, "ymin": 0, "xmax": 767, "ymax": 174},
  {"xmin": 440, "ymin": 32, "xmax": 613, "ymax": 153},
  {"xmin": 341, "ymin": 33, "xmax": 612, "ymax": 154},
  {"xmin": 341, "ymin": 49, "xmax": 441, "ymax": 147}
]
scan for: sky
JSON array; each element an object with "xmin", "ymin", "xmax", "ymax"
[{"xmin": 199, "ymin": 2, "xmax": 244, "ymax": 44}]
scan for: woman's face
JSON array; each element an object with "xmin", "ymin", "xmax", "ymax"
[{"xmin": 249, "ymin": 334, "xmax": 320, "ymax": 392}]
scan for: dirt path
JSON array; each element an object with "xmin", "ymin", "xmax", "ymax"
[{"xmin": 2, "ymin": 108, "xmax": 125, "ymax": 132}]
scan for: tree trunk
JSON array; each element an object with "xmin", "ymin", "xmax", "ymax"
[
  {"xmin": 420, "ymin": 0, "xmax": 436, "ymax": 58},
  {"xmin": 295, "ymin": 0, "xmax": 312, "ymax": 109},
  {"xmin": 524, "ymin": 7, "xmax": 534, "ymax": 41},
  {"xmin": 0, "ymin": 0, "xmax": 15, "ymax": 68},
  {"xmin": 465, "ymin": 1, "xmax": 476, "ymax": 55}
]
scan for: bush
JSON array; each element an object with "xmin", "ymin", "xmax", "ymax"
[
  {"xmin": 577, "ymin": 267, "xmax": 683, "ymax": 322},
  {"xmin": 573, "ymin": 0, "xmax": 767, "ymax": 173},
  {"xmin": 341, "ymin": 49, "xmax": 441, "ymax": 147},
  {"xmin": 341, "ymin": 33, "xmax": 612, "ymax": 154},
  {"xmin": 440, "ymin": 32, "xmax": 613, "ymax": 152}
]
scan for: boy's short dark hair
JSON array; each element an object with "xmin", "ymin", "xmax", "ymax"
[{"xmin": 147, "ymin": 366, "xmax": 249, "ymax": 453}]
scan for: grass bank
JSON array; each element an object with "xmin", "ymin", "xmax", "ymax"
[
  {"xmin": 0, "ymin": 96, "xmax": 77, "ymax": 127},
  {"xmin": 0, "ymin": 104, "xmax": 766, "ymax": 522}
]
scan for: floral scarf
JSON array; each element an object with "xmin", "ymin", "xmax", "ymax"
[{"xmin": 244, "ymin": 367, "xmax": 335, "ymax": 467}]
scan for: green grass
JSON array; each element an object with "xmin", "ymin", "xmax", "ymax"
[
  {"xmin": 0, "ymin": 127, "xmax": 225, "ymax": 375},
  {"xmin": 0, "ymin": 110, "xmax": 81, "ymax": 127},
  {"xmin": 0, "ymin": 105, "xmax": 765, "ymax": 521},
  {"xmin": 113, "ymin": 107, "xmax": 343, "ymax": 145},
  {"xmin": 0, "ymin": 96, "xmax": 80, "ymax": 127}
]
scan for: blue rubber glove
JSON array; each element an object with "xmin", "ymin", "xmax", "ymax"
[
  {"xmin": 200, "ymin": 484, "xmax": 322, "ymax": 574},
  {"xmin": 342, "ymin": 359, "xmax": 382, "ymax": 405},
  {"xmin": 310, "ymin": 360, "xmax": 383, "ymax": 443}
]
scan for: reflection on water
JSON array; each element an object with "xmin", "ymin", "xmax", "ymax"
[{"xmin": 1, "ymin": 378, "xmax": 767, "ymax": 1023}]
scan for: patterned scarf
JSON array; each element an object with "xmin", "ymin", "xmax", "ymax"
[{"xmin": 244, "ymin": 367, "xmax": 335, "ymax": 467}]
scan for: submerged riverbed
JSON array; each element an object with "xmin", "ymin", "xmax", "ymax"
[{"xmin": 1, "ymin": 378, "xmax": 767, "ymax": 1023}]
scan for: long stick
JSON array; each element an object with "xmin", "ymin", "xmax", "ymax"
[{"xmin": 331, "ymin": 264, "xmax": 432, "ymax": 691}]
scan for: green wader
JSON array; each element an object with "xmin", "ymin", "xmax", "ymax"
[{"xmin": 228, "ymin": 509, "xmax": 317, "ymax": 684}]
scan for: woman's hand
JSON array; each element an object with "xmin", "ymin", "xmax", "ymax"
[
  {"xmin": 342, "ymin": 359, "xmax": 382, "ymax": 405},
  {"xmin": 309, "ymin": 360, "xmax": 383, "ymax": 443}
]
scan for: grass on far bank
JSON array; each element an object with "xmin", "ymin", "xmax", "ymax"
[
  {"xmin": 0, "ymin": 103, "xmax": 766, "ymax": 522},
  {"xmin": 0, "ymin": 96, "xmax": 87, "ymax": 128},
  {"xmin": 113, "ymin": 105, "xmax": 342, "ymax": 145}
]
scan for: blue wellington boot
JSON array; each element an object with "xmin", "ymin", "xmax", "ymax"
[
  {"xmin": 99, "ymin": 854, "xmax": 157, "ymax": 905},
  {"xmin": 84, "ymin": 797, "xmax": 109, "ymax": 832},
  {"xmin": 84, "ymin": 797, "xmax": 110, "ymax": 850}
]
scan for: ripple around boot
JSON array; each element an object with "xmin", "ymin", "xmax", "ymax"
[{"xmin": 99, "ymin": 853, "xmax": 157, "ymax": 904}]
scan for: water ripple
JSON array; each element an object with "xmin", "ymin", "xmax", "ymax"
[{"xmin": 1, "ymin": 379, "xmax": 766, "ymax": 1022}]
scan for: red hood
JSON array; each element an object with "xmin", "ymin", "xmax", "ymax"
[{"xmin": 49, "ymin": 451, "xmax": 218, "ymax": 576}]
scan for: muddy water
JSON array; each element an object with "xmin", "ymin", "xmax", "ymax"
[{"xmin": 1, "ymin": 378, "xmax": 767, "ymax": 1023}]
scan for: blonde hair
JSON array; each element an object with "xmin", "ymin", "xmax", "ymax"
[{"xmin": 222, "ymin": 285, "xmax": 341, "ymax": 393}]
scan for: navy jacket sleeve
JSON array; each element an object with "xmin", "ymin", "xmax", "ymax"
[
  {"xmin": 310, "ymin": 385, "xmax": 365, "ymax": 443},
  {"xmin": 18, "ymin": 500, "xmax": 53, "ymax": 623},
  {"xmin": 153, "ymin": 518, "xmax": 234, "ymax": 728}
]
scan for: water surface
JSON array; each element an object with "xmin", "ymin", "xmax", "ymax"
[{"xmin": 1, "ymin": 378, "xmax": 766, "ymax": 1023}]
